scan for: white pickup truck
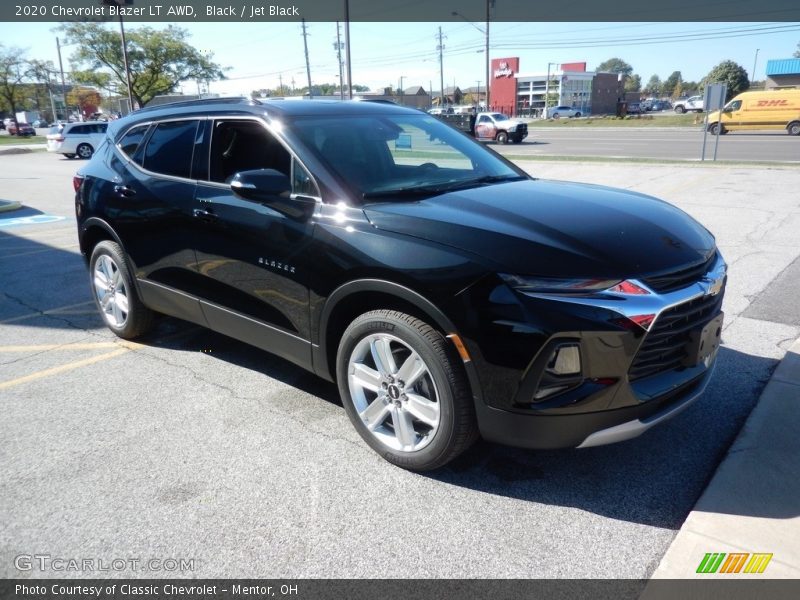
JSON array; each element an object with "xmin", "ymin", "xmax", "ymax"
[
  {"xmin": 435, "ymin": 111, "xmax": 529, "ymax": 144},
  {"xmin": 673, "ymin": 96, "xmax": 704, "ymax": 113}
]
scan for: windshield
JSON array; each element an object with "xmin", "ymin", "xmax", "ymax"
[
  {"xmin": 490, "ymin": 113, "xmax": 509, "ymax": 121},
  {"xmin": 290, "ymin": 113, "xmax": 524, "ymax": 200}
]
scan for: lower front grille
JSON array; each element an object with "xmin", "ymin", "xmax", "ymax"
[{"xmin": 628, "ymin": 291, "xmax": 724, "ymax": 381}]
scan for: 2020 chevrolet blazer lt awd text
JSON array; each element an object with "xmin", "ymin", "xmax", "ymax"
[{"xmin": 74, "ymin": 98, "xmax": 726, "ymax": 471}]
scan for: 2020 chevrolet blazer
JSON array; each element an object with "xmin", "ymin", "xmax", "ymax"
[{"xmin": 75, "ymin": 98, "xmax": 726, "ymax": 471}]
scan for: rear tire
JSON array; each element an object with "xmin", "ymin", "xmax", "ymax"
[
  {"xmin": 788, "ymin": 121, "xmax": 800, "ymax": 136},
  {"xmin": 574, "ymin": 112, "xmax": 581, "ymax": 118},
  {"xmin": 89, "ymin": 241, "xmax": 155, "ymax": 339},
  {"xmin": 336, "ymin": 310, "xmax": 478, "ymax": 471},
  {"xmin": 76, "ymin": 143, "xmax": 94, "ymax": 159}
]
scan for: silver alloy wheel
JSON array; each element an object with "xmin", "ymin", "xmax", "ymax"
[
  {"xmin": 93, "ymin": 255, "xmax": 129, "ymax": 327},
  {"xmin": 77, "ymin": 144, "xmax": 93, "ymax": 159},
  {"xmin": 347, "ymin": 333, "xmax": 441, "ymax": 452}
]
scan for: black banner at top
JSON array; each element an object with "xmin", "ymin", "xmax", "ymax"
[{"xmin": 2, "ymin": 0, "xmax": 800, "ymax": 22}]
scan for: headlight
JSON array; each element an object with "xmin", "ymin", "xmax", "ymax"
[
  {"xmin": 499, "ymin": 274, "xmax": 622, "ymax": 294},
  {"xmin": 508, "ymin": 125, "xmax": 517, "ymax": 131}
]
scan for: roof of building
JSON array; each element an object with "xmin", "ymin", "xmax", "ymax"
[{"xmin": 766, "ymin": 58, "xmax": 800, "ymax": 76}]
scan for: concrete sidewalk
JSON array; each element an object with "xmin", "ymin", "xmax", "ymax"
[{"xmin": 650, "ymin": 337, "xmax": 800, "ymax": 579}]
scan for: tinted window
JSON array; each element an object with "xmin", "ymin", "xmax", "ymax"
[
  {"xmin": 292, "ymin": 158, "xmax": 318, "ymax": 197},
  {"xmin": 118, "ymin": 124, "xmax": 150, "ymax": 161},
  {"xmin": 143, "ymin": 120, "xmax": 199, "ymax": 179},
  {"xmin": 208, "ymin": 120, "xmax": 290, "ymax": 184},
  {"xmin": 68, "ymin": 125, "xmax": 88, "ymax": 135}
]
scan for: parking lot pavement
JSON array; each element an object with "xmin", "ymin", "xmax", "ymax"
[{"xmin": 1, "ymin": 152, "xmax": 799, "ymax": 579}]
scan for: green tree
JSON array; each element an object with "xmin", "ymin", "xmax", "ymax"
[
  {"xmin": 624, "ymin": 73, "xmax": 641, "ymax": 93},
  {"xmin": 59, "ymin": 23, "xmax": 227, "ymax": 108},
  {"xmin": 645, "ymin": 74, "xmax": 662, "ymax": 95},
  {"xmin": 596, "ymin": 58, "xmax": 633, "ymax": 76},
  {"xmin": 663, "ymin": 71, "xmax": 682, "ymax": 96},
  {"xmin": 703, "ymin": 60, "xmax": 750, "ymax": 101},
  {"xmin": 0, "ymin": 45, "xmax": 28, "ymax": 126},
  {"xmin": 27, "ymin": 59, "xmax": 60, "ymax": 121}
]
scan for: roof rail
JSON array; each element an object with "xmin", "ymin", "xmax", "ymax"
[{"xmin": 133, "ymin": 96, "xmax": 261, "ymax": 114}]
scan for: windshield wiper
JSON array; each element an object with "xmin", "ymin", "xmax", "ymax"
[{"xmin": 362, "ymin": 174, "xmax": 525, "ymax": 200}]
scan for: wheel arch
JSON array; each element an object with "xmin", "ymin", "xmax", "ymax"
[{"xmin": 314, "ymin": 279, "xmax": 482, "ymax": 402}]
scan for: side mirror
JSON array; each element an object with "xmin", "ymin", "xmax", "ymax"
[
  {"xmin": 229, "ymin": 168, "xmax": 315, "ymax": 221},
  {"xmin": 230, "ymin": 169, "xmax": 291, "ymax": 202}
]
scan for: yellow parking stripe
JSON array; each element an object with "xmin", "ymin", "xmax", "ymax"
[
  {"xmin": 3, "ymin": 243, "xmax": 80, "ymax": 259},
  {"xmin": 0, "ymin": 342, "xmax": 123, "ymax": 352},
  {"xmin": 0, "ymin": 348, "xmax": 130, "ymax": 391},
  {"xmin": 0, "ymin": 301, "xmax": 94, "ymax": 324}
]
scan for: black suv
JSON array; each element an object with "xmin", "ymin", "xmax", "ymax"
[{"xmin": 75, "ymin": 98, "xmax": 726, "ymax": 471}]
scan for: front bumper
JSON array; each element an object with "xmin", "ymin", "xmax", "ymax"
[{"xmin": 456, "ymin": 253, "xmax": 726, "ymax": 449}]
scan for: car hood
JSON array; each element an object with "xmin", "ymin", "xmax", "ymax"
[{"xmin": 363, "ymin": 179, "xmax": 716, "ymax": 279}]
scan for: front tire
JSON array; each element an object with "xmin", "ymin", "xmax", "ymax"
[
  {"xmin": 336, "ymin": 310, "xmax": 478, "ymax": 471},
  {"xmin": 708, "ymin": 123, "xmax": 725, "ymax": 135},
  {"xmin": 89, "ymin": 241, "xmax": 155, "ymax": 339},
  {"xmin": 674, "ymin": 105, "xmax": 685, "ymax": 114},
  {"xmin": 496, "ymin": 131, "xmax": 508, "ymax": 144}
]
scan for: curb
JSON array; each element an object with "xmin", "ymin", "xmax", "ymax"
[
  {"xmin": 648, "ymin": 336, "xmax": 800, "ymax": 580},
  {"xmin": 0, "ymin": 200, "xmax": 22, "ymax": 213}
]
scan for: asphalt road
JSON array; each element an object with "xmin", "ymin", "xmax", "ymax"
[
  {"xmin": 1, "ymin": 152, "xmax": 799, "ymax": 579},
  {"xmin": 496, "ymin": 127, "xmax": 800, "ymax": 162}
]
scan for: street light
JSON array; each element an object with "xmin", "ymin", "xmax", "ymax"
[
  {"xmin": 452, "ymin": 1, "xmax": 492, "ymax": 110},
  {"xmin": 398, "ymin": 75, "xmax": 405, "ymax": 105},
  {"xmin": 544, "ymin": 62, "xmax": 559, "ymax": 119},
  {"xmin": 751, "ymin": 48, "xmax": 760, "ymax": 86},
  {"xmin": 101, "ymin": 0, "xmax": 136, "ymax": 113}
]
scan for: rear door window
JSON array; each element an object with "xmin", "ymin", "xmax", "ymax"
[{"xmin": 142, "ymin": 120, "xmax": 199, "ymax": 179}]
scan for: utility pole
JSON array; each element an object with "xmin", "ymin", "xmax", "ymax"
[
  {"xmin": 486, "ymin": 0, "xmax": 493, "ymax": 110},
  {"xmin": 334, "ymin": 22, "xmax": 345, "ymax": 99},
  {"xmin": 436, "ymin": 27, "xmax": 446, "ymax": 106},
  {"xmin": 344, "ymin": 0, "xmax": 353, "ymax": 99},
  {"xmin": 278, "ymin": 73, "xmax": 284, "ymax": 95},
  {"xmin": 751, "ymin": 48, "xmax": 760, "ymax": 86},
  {"xmin": 301, "ymin": 19, "xmax": 313, "ymax": 98},
  {"xmin": 56, "ymin": 37, "xmax": 67, "ymax": 120}
]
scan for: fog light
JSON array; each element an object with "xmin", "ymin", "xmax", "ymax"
[{"xmin": 545, "ymin": 344, "xmax": 581, "ymax": 376}]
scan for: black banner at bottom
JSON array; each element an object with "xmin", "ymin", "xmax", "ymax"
[{"xmin": 2, "ymin": 579, "xmax": 800, "ymax": 600}]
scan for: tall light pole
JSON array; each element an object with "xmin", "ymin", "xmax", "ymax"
[
  {"xmin": 475, "ymin": 80, "xmax": 481, "ymax": 107},
  {"xmin": 751, "ymin": 48, "xmax": 760, "ymax": 86},
  {"xmin": 544, "ymin": 62, "xmax": 559, "ymax": 119},
  {"xmin": 334, "ymin": 22, "xmax": 345, "ymax": 99},
  {"xmin": 101, "ymin": 0, "xmax": 135, "ymax": 112},
  {"xmin": 398, "ymin": 75, "xmax": 405, "ymax": 105},
  {"xmin": 452, "ymin": 3, "xmax": 491, "ymax": 110},
  {"xmin": 344, "ymin": 0, "xmax": 353, "ymax": 99}
]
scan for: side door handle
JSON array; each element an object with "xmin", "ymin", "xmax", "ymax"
[
  {"xmin": 114, "ymin": 185, "xmax": 136, "ymax": 198},
  {"xmin": 193, "ymin": 208, "xmax": 218, "ymax": 223}
]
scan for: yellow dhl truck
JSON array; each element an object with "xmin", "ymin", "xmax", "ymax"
[{"xmin": 706, "ymin": 89, "xmax": 800, "ymax": 135}]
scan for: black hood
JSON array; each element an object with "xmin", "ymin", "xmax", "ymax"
[{"xmin": 363, "ymin": 179, "xmax": 716, "ymax": 279}]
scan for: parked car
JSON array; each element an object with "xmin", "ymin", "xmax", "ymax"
[
  {"xmin": 674, "ymin": 96, "xmax": 704, "ymax": 113},
  {"xmin": 74, "ymin": 97, "xmax": 726, "ymax": 471},
  {"xmin": 548, "ymin": 105, "xmax": 582, "ymax": 118},
  {"xmin": 46, "ymin": 121, "xmax": 108, "ymax": 159},
  {"xmin": 7, "ymin": 122, "xmax": 35, "ymax": 136},
  {"xmin": 626, "ymin": 102, "xmax": 643, "ymax": 115}
]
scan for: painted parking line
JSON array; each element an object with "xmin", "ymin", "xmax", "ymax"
[
  {"xmin": 0, "ymin": 215, "xmax": 67, "ymax": 228},
  {"xmin": 0, "ymin": 329, "xmax": 198, "ymax": 391},
  {"xmin": 2, "ymin": 243, "xmax": 80, "ymax": 259},
  {"xmin": 0, "ymin": 348, "xmax": 130, "ymax": 391},
  {"xmin": 0, "ymin": 301, "xmax": 95, "ymax": 324},
  {"xmin": 0, "ymin": 341, "xmax": 126, "ymax": 353}
]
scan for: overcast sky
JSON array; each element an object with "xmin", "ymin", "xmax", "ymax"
[{"xmin": 1, "ymin": 21, "xmax": 798, "ymax": 95}]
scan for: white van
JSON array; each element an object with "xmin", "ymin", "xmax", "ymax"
[{"xmin": 46, "ymin": 121, "xmax": 109, "ymax": 159}]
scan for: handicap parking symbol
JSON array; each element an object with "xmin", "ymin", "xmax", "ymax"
[{"xmin": 0, "ymin": 214, "xmax": 67, "ymax": 228}]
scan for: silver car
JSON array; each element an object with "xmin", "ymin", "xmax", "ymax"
[{"xmin": 548, "ymin": 105, "xmax": 582, "ymax": 118}]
